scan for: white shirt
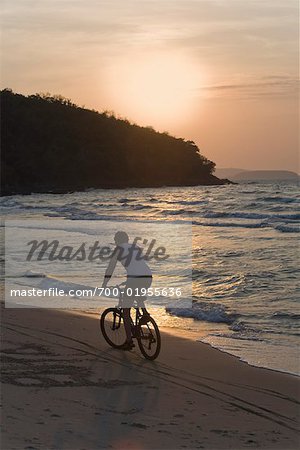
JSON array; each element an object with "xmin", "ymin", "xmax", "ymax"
[{"xmin": 117, "ymin": 243, "xmax": 152, "ymax": 277}]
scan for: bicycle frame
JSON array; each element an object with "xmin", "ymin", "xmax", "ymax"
[
  {"xmin": 113, "ymin": 284, "xmax": 149, "ymax": 334},
  {"xmin": 130, "ymin": 307, "xmax": 146, "ymax": 338},
  {"xmin": 101, "ymin": 284, "xmax": 161, "ymax": 359}
]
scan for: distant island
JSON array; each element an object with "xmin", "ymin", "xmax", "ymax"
[
  {"xmin": 1, "ymin": 89, "xmax": 230, "ymax": 195},
  {"xmin": 215, "ymin": 168, "xmax": 299, "ymax": 182}
]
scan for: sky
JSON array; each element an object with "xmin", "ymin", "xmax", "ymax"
[{"xmin": 1, "ymin": 0, "xmax": 299, "ymax": 171}]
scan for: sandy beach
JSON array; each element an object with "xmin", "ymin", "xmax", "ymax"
[{"xmin": 1, "ymin": 301, "xmax": 299, "ymax": 450}]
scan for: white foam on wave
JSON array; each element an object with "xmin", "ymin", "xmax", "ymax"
[
  {"xmin": 38, "ymin": 206, "xmax": 300, "ymax": 233},
  {"xmin": 19, "ymin": 272, "xmax": 96, "ymax": 295},
  {"xmin": 22, "ymin": 270, "xmax": 46, "ymax": 278},
  {"xmin": 160, "ymin": 208, "xmax": 194, "ymax": 215},
  {"xmin": 0, "ymin": 198, "xmax": 22, "ymax": 208},
  {"xmin": 166, "ymin": 299, "xmax": 237, "ymax": 324},
  {"xmin": 193, "ymin": 220, "xmax": 265, "ymax": 229},
  {"xmin": 272, "ymin": 223, "xmax": 300, "ymax": 233},
  {"xmin": 38, "ymin": 275, "xmax": 95, "ymax": 295},
  {"xmin": 132, "ymin": 204, "xmax": 153, "ymax": 210},
  {"xmin": 208, "ymin": 332, "xmax": 263, "ymax": 342},
  {"xmin": 262, "ymin": 196, "xmax": 300, "ymax": 203},
  {"xmin": 118, "ymin": 198, "xmax": 135, "ymax": 203},
  {"xmin": 203, "ymin": 210, "xmax": 300, "ymax": 220},
  {"xmin": 164, "ymin": 199, "xmax": 209, "ymax": 206}
]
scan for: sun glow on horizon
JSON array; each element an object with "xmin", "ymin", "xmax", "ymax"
[{"xmin": 102, "ymin": 52, "xmax": 206, "ymax": 128}]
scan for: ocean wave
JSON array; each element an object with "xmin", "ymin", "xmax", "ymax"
[
  {"xmin": 208, "ymin": 332, "xmax": 263, "ymax": 342},
  {"xmin": 261, "ymin": 196, "xmax": 300, "ymax": 203},
  {"xmin": 161, "ymin": 208, "xmax": 193, "ymax": 215},
  {"xmin": 37, "ymin": 276, "xmax": 96, "ymax": 294},
  {"xmin": 260, "ymin": 328, "xmax": 300, "ymax": 337},
  {"xmin": 216, "ymin": 250, "xmax": 245, "ymax": 258},
  {"xmin": 38, "ymin": 207, "xmax": 300, "ymax": 233},
  {"xmin": 229, "ymin": 321, "xmax": 260, "ymax": 333},
  {"xmin": 229, "ymin": 320, "xmax": 300, "ymax": 338},
  {"xmin": 200, "ymin": 274, "xmax": 244, "ymax": 287},
  {"xmin": 166, "ymin": 299, "xmax": 237, "ymax": 324},
  {"xmin": 204, "ymin": 321, "xmax": 264, "ymax": 342},
  {"xmin": 18, "ymin": 273, "xmax": 109, "ymax": 300},
  {"xmin": 166, "ymin": 199, "xmax": 208, "ymax": 206},
  {"xmin": 272, "ymin": 312, "xmax": 300, "ymax": 320},
  {"xmin": 132, "ymin": 204, "xmax": 153, "ymax": 210},
  {"xmin": 118, "ymin": 198, "xmax": 136, "ymax": 203},
  {"xmin": 203, "ymin": 211, "xmax": 300, "ymax": 220},
  {"xmin": 68, "ymin": 201, "xmax": 82, "ymax": 206},
  {"xmin": 23, "ymin": 204, "xmax": 55, "ymax": 210},
  {"xmin": 23, "ymin": 270, "xmax": 46, "ymax": 278},
  {"xmin": 272, "ymin": 223, "xmax": 300, "ymax": 233},
  {"xmin": 203, "ymin": 211, "xmax": 265, "ymax": 219},
  {"xmin": 147, "ymin": 198, "xmax": 208, "ymax": 206},
  {"xmin": 193, "ymin": 220, "xmax": 265, "ymax": 229},
  {"xmin": 193, "ymin": 219, "xmax": 300, "ymax": 232},
  {"xmin": 45, "ymin": 211, "xmax": 106, "ymax": 220},
  {"xmin": 191, "ymin": 269, "xmax": 207, "ymax": 280},
  {"xmin": 0, "ymin": 198, "xmax": 22, "ymax": 208}
]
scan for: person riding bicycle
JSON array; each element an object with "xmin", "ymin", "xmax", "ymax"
[{"xmin": 102, "ymin": 231, "xmax": 152, "ymax": 350}]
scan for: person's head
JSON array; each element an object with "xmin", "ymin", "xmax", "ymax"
[{"xmin": 114, "ymin": 231, "xmax": 129, "ymax": 246}]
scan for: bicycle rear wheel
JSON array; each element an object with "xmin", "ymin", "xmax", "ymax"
[
  {"xmin": 137, "ymin": 316, "xmax": 161, "ymax": 360},
  {"xmin": 100, "ymin": 308, "xmax": 127, "ymax": 348}
]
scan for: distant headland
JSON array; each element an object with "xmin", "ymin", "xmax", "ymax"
[
  {"xmin": 1, "ymin": 89, "xmax": 231, "ymax": 196},
  {"xmin": 215, "ymin": 168, "xmax": 299, "ymax": 182}
]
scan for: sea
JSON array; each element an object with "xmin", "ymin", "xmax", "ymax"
[{"xmin": 1, "ymin": 181, "xmax": 299, "ymax": 375}]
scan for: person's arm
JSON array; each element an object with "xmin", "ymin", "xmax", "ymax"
[{"xmin": 102, "ymin": 247, "xmax": 119, "ymax": 287}]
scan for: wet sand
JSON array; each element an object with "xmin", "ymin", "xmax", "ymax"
[{"xmin": 1, "ymin": 304, "xmax": 299, "ymax": 450}]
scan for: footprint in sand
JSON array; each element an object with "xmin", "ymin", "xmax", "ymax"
[
  {"xmin": 211, "ymin": 429, "xmax": 229, "ymax": 435},
  {"xmin": 129, "ymin": 422, "xmax": 148, "ymax": 429},
  {"xmin": 15, "ymin": 378, "xmax": 43, "ymax": 386}
]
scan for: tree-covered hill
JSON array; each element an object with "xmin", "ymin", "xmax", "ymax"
[{"xmin": 1, "ymin": 89, "xmax": 226, "ymax": 195}]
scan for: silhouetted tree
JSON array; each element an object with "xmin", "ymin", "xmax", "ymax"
[{"xmin": 1, "ymin": 89, "xmax": 224, "ymax": 195}]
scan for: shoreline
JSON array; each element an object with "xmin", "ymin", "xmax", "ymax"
[
  {"xmin": 199, "ymin": 337, "xmax": 300, "ymax": 379},
  {"xmin": 86, "ymin": 310, "xmax": 300, "ymax": 378},
  {"xmin": 156, "ymin": 320, "xmax": 300, "ymax": 379},
  {"xmin": 1, "ymin": 303, "xmax": 299, "ymax": 449},
  {"xmin": 3, "ymin": 301, "xmax": 299, "ymax": 378},
  {"xmin": 1, "ymin": 177, "xmax": 234, "ymax": 197}
]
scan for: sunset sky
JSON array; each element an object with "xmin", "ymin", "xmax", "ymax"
[{"xmin": 1, "ymin": 0, "xmax": 299, "ymax": 171}]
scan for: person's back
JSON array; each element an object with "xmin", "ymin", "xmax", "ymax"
[
  {"xmin": 102, "ymin": 231, "xmax": 152, "ymax": 350},
  {"xmin": 117, "ymin": 242, "xmax": 152, "ymax": 278}
]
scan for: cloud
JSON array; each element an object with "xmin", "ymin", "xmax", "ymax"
[
  {"xmin": 1, "ymin": 0, "xmax": 298, "ymax": 101},
  {"xmin": 199, "ymin": 76, "xmax": 299, "ymax": 99}
]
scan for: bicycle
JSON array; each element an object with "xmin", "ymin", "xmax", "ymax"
[{"xmin": 100, "ymin": 284, "xmax": 161, "ymax": 360}]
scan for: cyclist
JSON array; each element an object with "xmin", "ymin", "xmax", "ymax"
[{"xmin": 102, "ymin": 231, "xmax": 152, "ymax": 350}]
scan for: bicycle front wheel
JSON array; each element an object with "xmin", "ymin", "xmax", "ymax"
[
  {"xmin": 100, "ymin": 308, "xmax": 127, "ymax": 348},
  {"xmin": 137, "ymin": 316, "xmax": 161, "ymax": 360}
]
